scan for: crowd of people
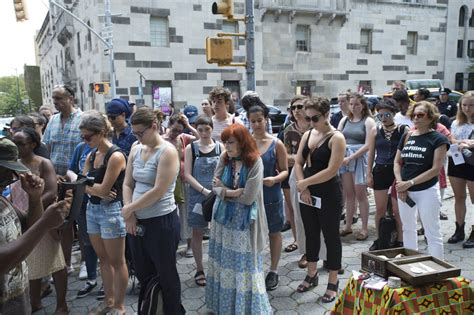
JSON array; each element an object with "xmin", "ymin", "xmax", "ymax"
[{"xmin": 0, "ymin": 82, "xmax": 473, "ymax": 314}]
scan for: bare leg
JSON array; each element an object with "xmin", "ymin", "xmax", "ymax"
[
  {"xmin": 341, "ymin": 173, "xmax": 355, "ymax": 232},
  {"xmin": 355, "ymin": 184, "xmax": 369, "ymax": 233},
  {"xmin": 103, "ymin": 237, "xmax": 128, "ymax": 312},
  {"xmin": 269, "ymin": 232, "xmax": 282, "ymax": 271},
  {"xmin": 192, "ymin": 229, "xmax": 204, "ymax": 272},
  {"xmin": 283, "ymin": 188, "xmax": 297, "ymax": 242},
  {"xmin": 52, "ymin": 267, "xmax": 68, "ymax": 314},
  {"xmin": 29, "ymin": 279, "xmax": 43, "ymax": 311},
  {"xmin": 450, "ymin": 176, "xmax": 468, "ymax": 225}
]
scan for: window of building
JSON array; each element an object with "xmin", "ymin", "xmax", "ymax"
[
  {"xmin": 457, "ymin": 40, "xmax": 464, "ymax": 58},
  {"xmin": 459, "ymin": 6, "xmax": 466, "ymax": 27},
  {"xmin": 360, "ymin": 29, "xmax": 372, "ymax": 54},
  {"xmin": 76, "ymin": 32, "xmax": 81, "ymax": 57},
  {"xmin": 296, "ymin": 81, "xmax": 312, "ymax": 96},
  {"xmin": 222, "ymin": 21, "xmax": 239, "ymax": 50},
  {"xmin": 406, "ymin": 32, "xmax": 418, "ymax": 55},
  {"xmin": 468, "ymin": 40, "xmax": 474, "ymax": 58},
  {"xmin": 150, "ymin": 17, "xmax": 169, "ymax": 47},
  {"xmin": 468, "ymin": 73, "xmax": 474, "ymax": 90},
  {"xmin": 358, "ymin": 81, "xmax": 372, "ymax": 94},
  {"xmin": 470, "ymin": 10, "xmax": 474, "ymax": 27},
  {"xmin": 296, "ymin": 25, "xmax": 310, "ymax": 52},
  {"xmin": 87, "ymin": 21, "xmax": 92, "ymax": 51},
  {"xmin": 455, "ymin": 73, "xmax": 464, "ymax": 91}
]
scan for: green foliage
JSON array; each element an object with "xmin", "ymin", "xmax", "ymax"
[{"xmin": 0, "ymin": 76, "xmax": 31, "ymax": 115}]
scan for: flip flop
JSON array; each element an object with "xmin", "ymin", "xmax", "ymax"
[
  {"xmin": 340, "ymin": 229, "xmax": 353, "ymax": 237},
  {"xmin": 284, "ymin": 242, "xmax": 298, "ymax": 253}
]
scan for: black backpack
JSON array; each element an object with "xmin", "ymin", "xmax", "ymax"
[{"xmin": 138, "ymin": 276, "xmax": 165, "ymax": 315}]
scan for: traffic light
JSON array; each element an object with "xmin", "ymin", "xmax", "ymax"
[
  {"xmin": 94, "ymin": 82, "xmax": 110, "ymax": 94},
  {"xmin": 206, "ymin": 37, "xmax": 233, "ymax": 65},
  {"xmin": 212, "ymin": 0, "xmax": 233, "ymax": 20},
  {"xmin": 13, "ymin": 0, "xmax": 28, "ymax": 22}
]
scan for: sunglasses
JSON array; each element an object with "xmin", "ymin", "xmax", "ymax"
[
  {"xmin": 411, "ymin": 113, "xmax": 426, "ymax": 119},
  {"xmin": 376, "ymin": 112, "xmax": 393, "ymax": 120},
  {"xmin": 107, "ymin": 114, "xmax": 118, "ymax": 120},
  {"xmin": 132, "ymin": 126, "xmax": 150, "ymax": 138},
  {"xmin": 80, "ymin": 133, "xmax": 96, "ymax": 141},
  {"xmin": 305, "ymin": 114, "xmax": 323, "ymax": 123},
  {"xmin": 291, "ymin": 105, "xmax": 304, "ymax": 111},
  {"xmin": 0, "ymin": 170, "xmax": 19, "ymax": 187}
]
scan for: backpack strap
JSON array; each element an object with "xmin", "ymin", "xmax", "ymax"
[
  {"xmin": 89, "ymin": 148, "xmax": 98, "ymax": 167},
  {"xmin": 104, "ymin": 145, "xmax": 126, "ymax": 165},
  {"xmin": 191, "ymin": 141, "xmax": 199, "ymax": 172}
]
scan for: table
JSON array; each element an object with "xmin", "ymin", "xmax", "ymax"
[{"xmin": 331, "ymin": 275, "xmax": 474, "ymax": 314}]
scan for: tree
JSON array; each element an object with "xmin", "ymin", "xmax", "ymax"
[{"xmin": 0, "ymin": 75, "xmax": 31, "ymax": 115}]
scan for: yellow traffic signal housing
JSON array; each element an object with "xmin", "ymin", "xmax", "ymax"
[
  {"xmin": 206, "ymin": 37, "xmax": 233, "ymax": 64},
  {"xmin": 212, "ymin": 0, "xmax": 233, "ymax": 20},
  {"xmin": 13, "ymin": 0, "xmax": 28, "ymax": 22},
  {"xmin": 94, "ymin": 82, "xmax": 110, "ymax": 94}
]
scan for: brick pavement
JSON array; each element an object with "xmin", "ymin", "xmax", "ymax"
[{"xmin": 33, "ymin": 187, "xmax": 474, "ymax": 314}]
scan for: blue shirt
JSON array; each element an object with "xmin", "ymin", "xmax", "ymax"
[
  {"xmin": 43, "ymin": 110, "xmax": 83, "ymax": 175},
  {"xmin": 69, "ymin": 142, "xmax": 93, "ymax": 174},
  {"xmin": 112, "ymin": 125, "xmax": 136, "ymax": 157}
]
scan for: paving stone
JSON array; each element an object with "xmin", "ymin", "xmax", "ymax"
[{"xmin": 271, "ymin": 296, "xmax": 298, "ymax": 311}]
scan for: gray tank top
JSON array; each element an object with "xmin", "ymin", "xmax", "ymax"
[
  {"xmin": 132, "ymin": 142, "xmax": 177, "ymax": 219},
  {"xmin": 342, "ymin": 117, "xmax": 366, "ymax": 144}
]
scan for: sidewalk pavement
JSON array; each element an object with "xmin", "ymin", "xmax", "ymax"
[{"xmin": 34, "ymin": 186, "xmax": 474, "ymax": 314}]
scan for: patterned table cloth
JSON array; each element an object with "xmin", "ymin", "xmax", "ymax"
[{"xmin": 331, "ymin": 275, "xmax": 474, "ymax": 314}]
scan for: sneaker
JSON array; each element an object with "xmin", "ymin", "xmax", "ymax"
[
  {"xmin": 67, "ymin": 265, "xmax": 75, "ymax": 275},
  {"xmin": 97, "ymin": 285, "xmax": 105, "ymax": 300},
  {"xmin": 79, "ymin": 262, "xmax": 87, "ymax": 280},
  {"xmin": 77, "ymin": 280, "xmax": 97, "ymax": 298},
  {"xmin": 369, "ymin": 240, "xmax": 379, "ymax": 251},
  {"xmin": 265, "ymin": 271, "xmax": 279, "ymax": 291}
]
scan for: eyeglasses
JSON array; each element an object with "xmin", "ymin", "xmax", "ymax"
[
  {"xmin": 305, "ymin": 114, "xmax": 323, "ymax": 123},
  {"xmin": 411, "ymin": 113, "xmax": 426, "ymax": 120},
  {"xmin": 107, "ymin": 114, "xmax": 118, "ymax": 121},
  {"xmin": 80, "ymin": 133, "xmax": 96, "ymax": 141},
  {"xmin": 291, "ymin": 105, "xmax": 304, "ymax": 111},
  {"xmin": 132, "ymin": 126, "xmax": 150, "ymax": 138},
  {"xmin": 376, "ymin": 112, "xmax": 393, "ymax": 120}
]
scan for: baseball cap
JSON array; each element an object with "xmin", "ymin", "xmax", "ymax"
[
  {"xmin": 0, "ymin": 138, "xmax": 29, "ymax": 172},
  {"xmin": 183, "ymin": 105, "xmax": 199, "ymax": 124},
  {"xmin": 439, "ymin": 88, "xmax": 451, "ymax": 95}
]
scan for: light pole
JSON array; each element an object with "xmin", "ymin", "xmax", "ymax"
[{"xmin": 245, "ymin": 0, "xmax": 255, "ymax": 92}]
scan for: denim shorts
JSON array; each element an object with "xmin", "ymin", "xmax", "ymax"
[{"xmin": 86, "ymin": 200, "xmax": 126, "ymax": 239}]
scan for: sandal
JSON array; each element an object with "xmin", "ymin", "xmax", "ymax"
[
  {"xmin": 194, "ymin": 271, "xmax": 206, "ymax": 287},
  {"xmin": 356, "ymin": 231, "xmax": 368, "ymax": 241},
  {"xmin": 340, "ymin": 229, "xmax": 352, "ymax": 237},
  {"xmin": 284, "ymin": 242, "xmax": 298, "ymax": 253},
  {"xmin": 184, "ymin": 248, "xmax": 194, "ymax": 258},
  {"xmin": 41, "ymin": 283, "xmax": 53, "ymax": 298},
  {"xmin": 296, "ymin": 273, "xmax": 319, "ymax": 293},
  {"xmin": 321, "ymin": 280, "xmax": 339, "ymax": 303},
  {"xmin": 88, "ymin": 302, "xmax": 112, "ymax": 315}
]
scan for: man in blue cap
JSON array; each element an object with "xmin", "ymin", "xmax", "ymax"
[{"xmin": 106, "ymin": 98, "xmax": 137, "ymax": 156}]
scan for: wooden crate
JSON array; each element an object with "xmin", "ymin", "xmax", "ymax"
[
  {"xmin": 361, "ymin": 247, "xmax": 426, "ymax": 278},
  {"xmin": 387, "ymin": 256, "xmax": 461, "ymax": 286}
]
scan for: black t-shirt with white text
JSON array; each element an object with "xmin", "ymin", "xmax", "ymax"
[{"xmin": 398, "ymin": 131, "xmax": 449, "ymax": 191}]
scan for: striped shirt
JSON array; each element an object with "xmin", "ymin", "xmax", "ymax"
[
  {"xmin": 43, "ymin": 110, "xmax": 83, "ymax": 175},
  {"xmin": 211, "ymin": 114, "xmax": 243, "ymax": 141}
]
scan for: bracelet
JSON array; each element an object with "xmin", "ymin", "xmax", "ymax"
[
  {"xmin": 409, "ymin": 179, "xmax": 415, "ymax": 186},
  {"xmin": 200, "ymin": 187, "xmax": 205, "ymax": 193}
]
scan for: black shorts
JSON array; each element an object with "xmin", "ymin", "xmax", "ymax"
[
  {"xmin": 372, "ymin": 164, "xmax": 395, "ymax": 190},
  {"xmin": 281, "ymin": 167, "xmax": 293, "ymax": 189},
  {"xmin": 448, "ymin": 157, "xmax": 474, "ymax": 181}
]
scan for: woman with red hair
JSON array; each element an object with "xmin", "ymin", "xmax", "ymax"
[{"xmin": 205, "ymin": 124, "xmax": 271, "ymax": 314}]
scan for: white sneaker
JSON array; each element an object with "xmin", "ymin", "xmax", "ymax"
[
  {"xmin": 67, "ymin": 264, "xmax": 75, "ymax": 275},
  {"xmin": 79, "ymin": 262, "xmax": 87, "ymax": 280}
]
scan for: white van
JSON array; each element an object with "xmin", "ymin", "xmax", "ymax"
[{"xmin": 405, "ymin": 79, "xmax": 444, "ymax": 90}]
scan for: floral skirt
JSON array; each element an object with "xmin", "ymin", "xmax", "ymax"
[{"xmin": 205, "ymin": 216, "xmax": 272, "ymax": 314}]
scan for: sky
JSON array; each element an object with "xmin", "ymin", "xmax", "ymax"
[{"xmin": 0, "ymin": 0, "xmax": 48, "ymax": 77}]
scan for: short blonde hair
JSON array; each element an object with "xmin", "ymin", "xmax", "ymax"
[{"xmin": 407, "ymin": 101, "xmax": 439, "ymax": 129}]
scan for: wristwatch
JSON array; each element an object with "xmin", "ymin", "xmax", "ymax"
[{"xmin": 409, "ymin": 180, "xmax": 415, "ymax": 186}]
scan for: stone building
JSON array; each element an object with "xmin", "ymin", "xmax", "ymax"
[{"xmin": 35, "ymin": 0, "xmax": 474, "ymax": 111}]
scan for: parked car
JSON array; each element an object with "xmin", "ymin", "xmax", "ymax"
[{"xmin": 267, "ymin": 105, "xmax": 287, "ymax": 134}]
